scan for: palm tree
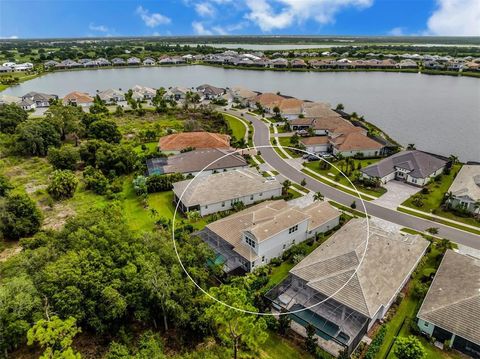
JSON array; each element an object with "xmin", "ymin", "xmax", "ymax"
[
  {"xmin": 448, "ymin": 154, "xmax": 459, "ymax": 165},
  {"xmin": 443, "ymin": 191, "xmax": 454, "ymax": 208},
  {"xmin": 313, "ymin": 192, "xmax": 324, "ymax": 201},
  {"xmin": 282, "ymin": 180, "xmax": 291, "ymax": 195},
  {"xmin": 335, "ymin": 103, "xmax": 344, "ymax": 111},
  {"xmin": 407, "ymin": 144, "xmax": 416, "ymax": 150}
]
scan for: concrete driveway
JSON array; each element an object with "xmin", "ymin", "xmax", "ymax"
[{"xmin": 373, "ymin": 181, "xmax": 421, "ymax": 209}]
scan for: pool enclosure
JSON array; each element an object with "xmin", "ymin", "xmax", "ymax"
[{"xmin": 266, "ymin": 274, "xmax": 369, "ymax": 354}]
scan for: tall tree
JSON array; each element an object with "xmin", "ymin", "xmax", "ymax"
[
  {"xmin": 0, "ymin": 193, "xmax": 42, "ymax": 240},
  {"xmin": 205, "ymin": 285, "xmax": 268, "ymax": 359},
  {"xmin": 0, "ymin": 103, "xmax": 28, "ymax": 134}
]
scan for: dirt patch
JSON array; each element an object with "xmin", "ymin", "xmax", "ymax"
[
  {"xmin": 0, "ymin": 243, "xmax": 22, "ymax": 262},
  {"xmin": 41, "ymin": 202, "xmax": 76, "ymax": 231}
]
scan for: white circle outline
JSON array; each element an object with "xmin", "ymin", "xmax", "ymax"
[{"xmin": 171, "ymin": 145, "xmax": 369, "ymax": 316}]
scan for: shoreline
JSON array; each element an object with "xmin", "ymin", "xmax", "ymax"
[{"xmin": 2, "ymin": 62, "xmax": 478, "ymax": 93}]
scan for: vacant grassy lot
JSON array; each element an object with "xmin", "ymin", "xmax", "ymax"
[{"xmin": 223, "ymin": 113, "xmax": 247, "ymax": 141}]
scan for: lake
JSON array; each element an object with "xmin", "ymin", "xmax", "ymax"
[{"xmin": 3, "ymin": 65, "xmax": 480, "ymax": 162}]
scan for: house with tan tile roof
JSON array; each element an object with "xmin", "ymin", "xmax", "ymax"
[
  {"xmin": 267, "ymin": 219, "xmax": 428, "ymax": 356},
  {"xmin": 173, "ymin": 168, "xmax": 282, "ymax": 216},
  {"xmin": 300, "ymin": 136, "xmax": 330, "ymax": 154},
  {"xmin": 417, "ymin": 250, "xmax": 480, "ymax": 358},
  {"xmin": 269, "ymin": 98, "xmax": 305, "ymax": 120},
  {"xmin": 330, "ymin": 132, "xmax": 384, "ymax": 158},
  {"xmin": 158, "ymin": 132, "xmax": 231, "ymax": 153},
  {"xmin": 63, "ymin": 91, "xmax": 94, "ymax": 107},
  {"xmin": 248, "ymin": 92, "xmax": 285, "ymax": 108},
  {"xmin": 196, "ymin": 199, "xmax": 340, "ymax": 273}
]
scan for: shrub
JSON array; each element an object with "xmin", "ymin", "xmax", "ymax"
[
  {"xmin": 0, "ymin": 175, "xmax": 13, "ymax": 196},
  {"xmin": 365, "ymin": 325, "xmax": 387, "ymax": 359},
  {"xmin": 0, "ymin": 193, "xmax": 42, "ymax": 239},
  {"xmin": 133, "ymin": 176, "xmax": 148, "ymax": 196},
  {"xmin": 47, "ymin": 170, "xmax": 78, "ymax": 200},
  {"xmin": 146, "ymin": 173, "xmax": 184, "ymax": 193},
  {"xmin": 0, "ymin": 103, "xmax": 28, "ymax": 133},
  {"xmin": 48, "ymin": 145, "xmax": 80, "ymax": 170},
  {"xmin": 87, "ymin": 119, "xmax": 121, "ymax": 143},
  {"xmin": 83, "ymin": 166, "xmax": 109, "ymax": 195}
]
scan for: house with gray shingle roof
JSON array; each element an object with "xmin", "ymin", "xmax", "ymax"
[
  {"xmin": 417, "ymin": 250, "xmax": 480, "ymax": 357},
  {"xmin": 266, "ymin": 219, "xmax": 428, "ymax": 356},
  {"xmin": 447, "ymin": 165, "xmax": 480, "ymax": 214},
  {"xmin": 361, "ymin": 150, "xmax": 447, "ymax": 186}
]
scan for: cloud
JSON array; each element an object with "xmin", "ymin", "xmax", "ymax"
[
  {"xmin": 136, "ymin": 6, "xmax": 171, "ymax": 27},
  {"xmin": 426, "ymin": 0, "xmax": 480, "ymax": 36},
  {"xmin": 0, "ymin": 35, "xmax": 18, "ymax": 39},
  {"xmin": 89, "ymin": 23, "xmax": 109, "ymax": 32},
  {"xmin": 195, "ymin": 2, "xmax": 216, "ymax": 17},
  {"xmin": 192, "ymin": 21, "xmax": 213, "ymax": 35},
  {"xmin": 388, "ymin": 27, "xmax": 405, "ymax": 36},
  {"xmin": 244, "ymin": 0, "xmax": 373, "ymax": 32}
]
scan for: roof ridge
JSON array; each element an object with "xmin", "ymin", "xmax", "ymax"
[{"xmin": 420, "ymin": 292, "xmax": 480, "ymax": 316}]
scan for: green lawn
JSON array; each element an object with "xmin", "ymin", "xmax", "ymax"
[
  {"xmin": 223, "ymin": 113, "xmax": 247, "ymax": 141},
  {"xmin": 304, "ymin": 159, "xmax": 386, "ymax": 197},
  {"xmin": 277, "ymin": 137, "xmax": 301, "ymax": 158},
  {"xmin": 259, "ymin": 332, "xmax": 316, "ymax": 359},
  {"xmin": 401, "ymin": 164, "xmax": 480, "ymax": 229}
]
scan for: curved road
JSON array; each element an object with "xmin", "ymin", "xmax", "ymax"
[{"xmin": 234, "ymin": 111, "xmax": 480, "ymax": 250}]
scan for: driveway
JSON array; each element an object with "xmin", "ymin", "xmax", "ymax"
[{"xmin": 373, "ymin": 181, "xmax": 421, "ymax": 210}]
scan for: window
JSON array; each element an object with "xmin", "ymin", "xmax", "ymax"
[
  {"xmin": 288, "ymin": 224, "xmax": 299, "ymax": 234},
  {"xmin": 262, "ymin": 256, "xmax": 265, "ymax": 262},
  {"xmin": 250, "ymin": 195, "xmax": 254, "ymax": 200},
  {"xmin": 259, "ymin": 192, "xmax": 263, "ymax": 196},
  {"xmin": 292, "ymin": 239, "xmax": 296, "ymax": 244},
  {"xmin": 245, "ymin": 236, "xmax": 256, "ymax": 249},
  {"xmin": 221, "ymin": 202, "xmax": 225, "ymax": 207},
  {"xmin": 283, "ymin": 244, "xmax": 286, "ymax": 250}
]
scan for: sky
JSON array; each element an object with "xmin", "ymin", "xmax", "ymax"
[{"xmin": 0, "ymin": 0, "xmax": 479, "ymax": 39}]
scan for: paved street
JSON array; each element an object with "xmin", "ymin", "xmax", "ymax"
[{"xmin": 232, "ymin": 110, "xmax": 480, "ymax": 249}]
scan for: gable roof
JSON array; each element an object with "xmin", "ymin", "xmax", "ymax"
[
  {"xmin": 158, "ymin": 132, "xmax": 231, "ymax": 151},
  {"xmin": 417, "ymin": 250, "xmax": 480, "ymax": 345},
  {"xmin": 361, "ymin": 150, "xmax": 447, "ymax": 179},
  {"xmin": 146, "ymin": 148, "xmax": 247, "ymax": 175},
  {"xmin": 448, "ymin": 165, "xmax": 480, "ymax": 201},
  {"xmin": 205, "ymin": 200, "xmax": 339, "ymax": 260},
  {"xmin": 290, "ymin": 219, "xmax": 428, "ymax": 318}
]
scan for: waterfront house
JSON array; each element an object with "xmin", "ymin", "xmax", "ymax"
[
  {"xmin": 111, "ymin": 58, "xmax": 126, "ymax": 66},
  {"xmin": 173, "ymin": 169, "xmax": 282, "ymax": 216},
  {"xmin": 166, "ymin": 86, "xmax": 190, "ymax": 101},
  {"xmin": 270, "ymin": 58, "xmax": 289, "ymax": 68},
  {"xmin": 397, "ymin": 59, "xmax": 418, "ymax": 69},
  {"xmin": 197, "ymin": 200, "xmax": 340, "ymax": 273},
  {"xmin": 446, "ymin": 165, "xmax": 480, "ymax": 213},
  {"xmin": 330, "ymin": 131, "xmax": 384, "ymax": 158},
  {"xmin": 301, "ymin": 102, "xmax": 341, "ymax": 119},
  {"xmin": 44, "ymin": 60, "xmax": 59, "ymax": 68},
  {"xmin": 361, "ymin": 150, "xmax": 447, "ymax": 186},
  {"xmin": 248, "ymin": 92, "xmax": 285, "ymax": 109},
  {"xmin": 196, "ymin": 84, "xmax": 225, "ymax": 100},
  {"xmin": 230, "ymin": 86, "xmax": 258, "ymax": 105},
  {"xmin": 417, "ymin": 250, "xmax": 480, "ymax": 358},
  {"xmin": 143, "ymin": 57, "xmax": 156, "ymax": 66},
  {"xmin": 96, "ymin": 58, "xmax": 111, "ymax": 66},
  {"xmin": 19, "ymin": 98, "xmax": 35, "ymax": 110},
  {"xmin": 158, "ymin": 132, "xmax": 231, "ymax": 153},
  {"xmin": 271, "ymin": 98, "xmax": 305, "ymax": 120},
  {"xmin": 63, "ymin": 91, "xmax": 94, "ymax": 107},
  {"xmin": 131, "ymin": 85, "xmax": 156, "ymax": 100},
  {"xmin": 97, "ymin": 89, "xmax": 125, "ymax": 104},
  {"xmin": 267, "ymin": 219, "xmax": 428, "ymax": 356},
  {"xmin": 146, "ymin": 148, "xmax": 247, "ymax": 176},
  {"xmin": 22, "ymin": 92, "xmax": 57, "ymax": 107},
  {"xmin": 291, "ymin": 59, "xmax": 308, "ymax": 68},
  {"xmin": 127, "ymin": 57, "xmax": 141, "ymax": 66}
]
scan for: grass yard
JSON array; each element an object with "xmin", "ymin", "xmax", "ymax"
[
  {"xmin": 401, "ymin": 164, "xmax": 480, "ymax": 229},
  {"xmin": 114, "ymin": 112, "xmax": 184, "ymax": 139},
  {"xmin": 304, "ymin": 159, "xmax": 386, "ymax": 198},
  {"xmin": 223, "ymin": 113, "xmax": 247, "ymax": 141},
  {"xmin": 259, "ymin": 332, "xmax": 315, "ymax": 359},
  {"xmin": 277, "ymin": 137, "xmax": 302, "ymax": 158}
]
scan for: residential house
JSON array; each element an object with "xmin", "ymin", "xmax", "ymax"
[
  {"xmin": 146, "ymin": 148, "xmax": 247, "ymax": 176},
  {"xmin": 131, "ymin": 85, "xmax": 156, "ymax": 101},
  {"xmin": 96, "ymin": 58, "xmax": 111, "ymax": 66},
  {"xmin": 330, "ymin": 131, "xmax": 384, "ymax": 158},
  {"xmin": 248, "ymin": 92, "xmax": 285, "ymax": 110},
  {"xmin": 63, "ymin": 91, "xmax": 94, "ymax": 107},
  {"xmin": 267, "ymin": 219, "xmax": 428, "ymax": 356},
  {"xmin": 417, "ymin": 250, "xmax": 480, "ymax": 358},
  {"xmin": 55, "ymin": 59, "xmax": 81, "ymax": 69},
  {"xmin": 196, "ymin": 84, "xmax": 225, "ymax": 100},
  {"xmin": 167, "ymin": 86, "xmax": 189, "ymax": 101},
  {"xmin": 397, "ymin": 59, "xmax": 418, "ymax": 69},
  {"xmin": 300, "ymin": 136, "xmax": 330, "ymax": 154},
  {"xmin": 44, "ymin": 60, "xmax": 59, "ymax": 68},
  {"xmin": 173, "ymin": 169, "xmax": 283, "ymax": 216},
  {"xmin": 19, "ymin": 98, "xmax": 35, "ymax": 110},
  {"xmin": 271, "ymin": 98, "xmax": 305, "ymax": 120},
  {"xmin": 97, "ymin": 89, "xmax": 125, "ymax": 104},
  {"xmin": 446, "ymin": 165, "xmax": 480, "ymax": 213},
  {"xmin": 197, "ymin": 200, "xmax": 340, "ymax": 273},
  {"xmin": 361, "ymin": 150, "xmax": 447, "ymax": 186},
  {"xmin": 22, "ymin": 92, "xmax": 58, "ymax": 107},
  {"xmin": 158, "ymin": 132, "xmax": 231, "ymax": 153},
  {"xmin": 127, "ymin": 57, "xmax": 141, "ymax": 66},
  {"xmin": 270, "ymin": 58, "xmax": 289, "ymax": 68},
  {"xmin": 143, "ymin": 57, "xmax": 156, "ymax": 66},
  {"xmin": 291, "ymin": 59, "xmax": 308, "ymax": 68},
  {"xmin": 111, "ymin": 58, "xmax": 127, "ymax": 66},
  {"xmin": 301, "ymin": 102, "xmax": 340, "ymax": 120},
  {"xmin": 230, "ymin": 86, "xmax": 258, "ymax": 105}
]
